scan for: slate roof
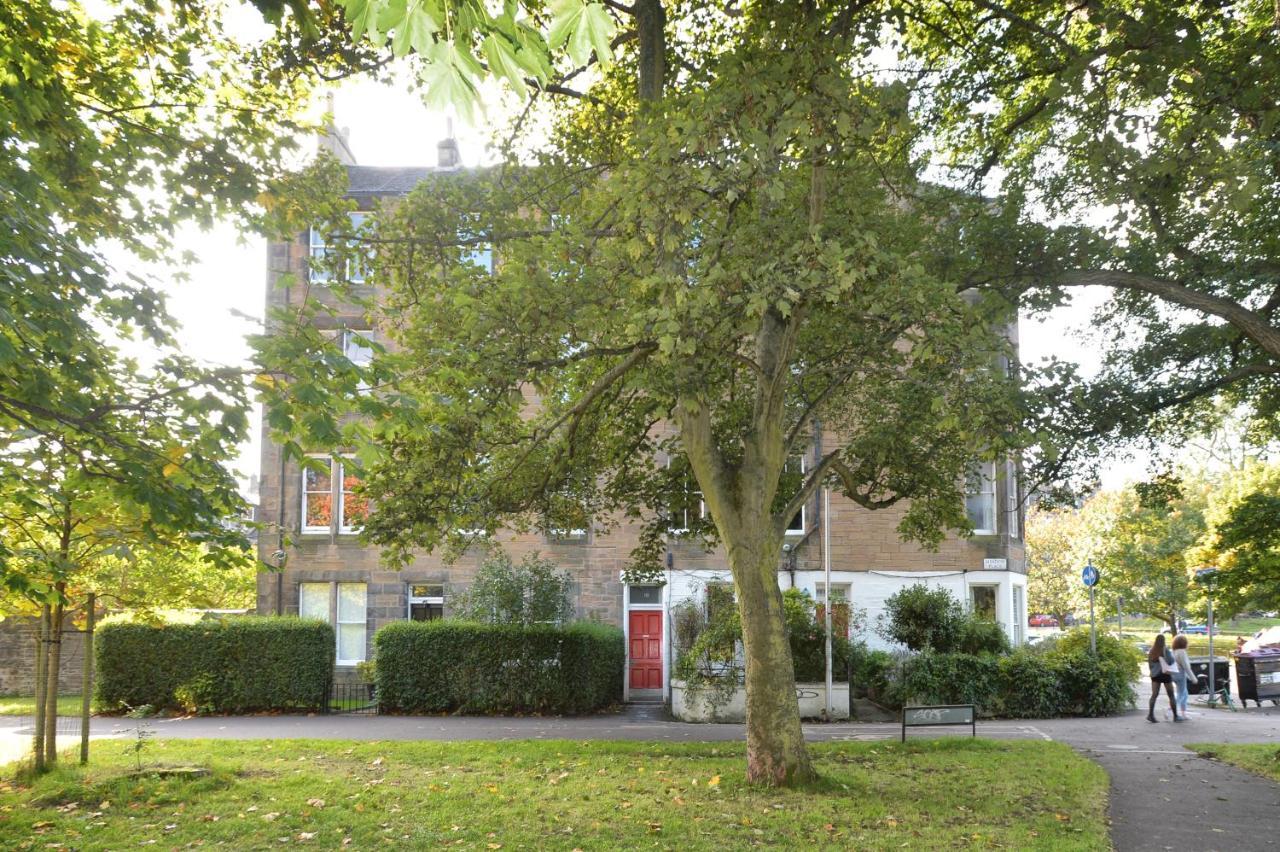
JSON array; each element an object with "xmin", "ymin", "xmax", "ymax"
[{"xmin": 345, "ymin": 165, "xmax": 436, "ymax": 197}]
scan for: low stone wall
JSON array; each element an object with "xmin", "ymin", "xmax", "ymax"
[
  {"xmin": 671, "ymin": 680, "xmax": 850, "ymax": 722},
  {"xmin": 0, "ymin": 618, "xmax": 87, "ymax": 695}
]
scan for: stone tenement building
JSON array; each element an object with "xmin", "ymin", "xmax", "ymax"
[{"xmin": 255, "ymin": 133, "xmax": 1026, "ymax": 701}]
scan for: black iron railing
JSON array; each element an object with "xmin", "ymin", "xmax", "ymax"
[{"xmin": 325, "ymin": 682, "xmax": 378, "ymax": 715}]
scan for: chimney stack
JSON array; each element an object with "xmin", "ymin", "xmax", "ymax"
[
  {"xmin": 437, "ymin": 117, "xmax": 460, "ymax": 169},
  {"xmin": 318, "ymin": 92, "xmax": 357, "ymax": 165}
]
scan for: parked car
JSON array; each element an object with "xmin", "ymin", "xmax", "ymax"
[
  {"xmin": 1182, "ymin": 624, "xmax": 1210, "ymax": 635},
  {"xmin": 1028, "ymin": 614, "xmax": 1059, "ymax": 627}
]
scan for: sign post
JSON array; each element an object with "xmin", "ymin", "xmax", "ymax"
[
  {"xmin": 1082, "ymin": 563, "xmax": 1100, "ymax": 655},
  {"xmin": 1195, "ymin": 568, "xmax": 1219, "ymax": 705}
]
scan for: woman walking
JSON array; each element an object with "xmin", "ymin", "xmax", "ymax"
[
  {"xmin": 1147, "ymin": 633, "xmax": 1183, "ymax": 723},
  {"xmin": 1171, "ymin": 634, "xmax": 1195, "ymax": 718}
]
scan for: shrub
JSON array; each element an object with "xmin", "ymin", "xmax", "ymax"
[
  {"xmin": 954, "ymin": 616, "xmax": 1011, "ymax": 656},
  {"xmin": 673, "ymin": 587, "xmax": 861, "ymax": 687},
  {"xmin": 1048, "ymin": 628, "xmax": 1142, "ymax": 682},
  {"xmin": 96, "ymin": 618, "xmax": 333, "ymax": 714},
  {"xmin": 374, "ymin": 620, "xmax": 624, "ymax": 715},
  {"xmin": 448, "ymin": 551, "xmax": 574, "ymax": 625},
  {"xmin": 874, "ymin": 639, "xmax": 1137, "ymax": 718},
  {"xmin": 1049, "ymin": 651, "xmax": 1135, "ymax": 716},
  {"xmin": 855, "ymin": 649, "xmax": 895, "ymax": 699},
  {"xmin": 784, "ymin": 589, "xmax": 859, "ymax": 682},
  {"xmin": 877, "ymin": 584, "xmax": 964, "ymax": 652},
  {"xmin": 996, "ymin": 650, "xmax": 1061, "ymax": 719},
  {"xmin": 881, "ymin": 652, "xmax": 1002, "ymax": 713}
]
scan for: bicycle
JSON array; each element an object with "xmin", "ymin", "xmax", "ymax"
[{"xmin": 1190, "ymin": 673, "xmax": 1236, "ymax": 711}]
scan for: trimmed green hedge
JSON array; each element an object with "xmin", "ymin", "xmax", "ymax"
[
  {"xmin": 876, "ymin": 632, "xmax": 1138, "ymax": 719},
  {"xmin": 96, "ymin": 618, "xmax": 334, "ymax": 714},
  {"xmin": 375, "ymin": 620, "xmax": 624, "ymax": 715}
]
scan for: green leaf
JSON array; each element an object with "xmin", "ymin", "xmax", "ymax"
[{"xmin": 482, "ymin": 34, "xmax": 527, "ymax": 96}]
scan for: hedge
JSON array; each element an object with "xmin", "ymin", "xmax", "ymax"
[
  {"xmin": 374, "ymin": 620, "xmax": 624, "ymax": 715},
  {"xmin": 875, "ymin": 638, "xmax": 1138, "ymax": 719},
  {"xmin": 96, "ymin": 617, "xmax": 334, "ymax": 714}
]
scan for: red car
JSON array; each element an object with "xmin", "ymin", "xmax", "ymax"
[{"xmin": 1028, "ymin": 614, "xmax": 1059, "ymax": 627}]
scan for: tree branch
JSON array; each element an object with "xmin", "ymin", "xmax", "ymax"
[{"xmin": 1051, "ymin": 270, "xmax": 1280, "ymax": 359}]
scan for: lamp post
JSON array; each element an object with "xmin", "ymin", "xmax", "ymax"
[
  {"xmin": 1117, "ymin": 595, "xmax": 1124, "ymax": 642},
  {"xmin": 1195, "ymin": 568, "xmax": 1220, "ymax": 705},
  {"xmin": 823, "ymin": 488, "xmax": 833, "ymax": 720}
]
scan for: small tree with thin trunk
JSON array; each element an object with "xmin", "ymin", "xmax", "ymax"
[{"xmin": 1, "ymin": 374, "xmax": 250, "ymax": 772}]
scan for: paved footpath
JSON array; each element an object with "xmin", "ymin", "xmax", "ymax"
[{"xmin": 4, "ymin": 703, "xmax": 1279, "ymax": 851}]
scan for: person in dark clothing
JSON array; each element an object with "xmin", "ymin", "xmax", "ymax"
[{"xmin": 1147, "ymin": 633, "xmax": 1182, "ymax": 723}]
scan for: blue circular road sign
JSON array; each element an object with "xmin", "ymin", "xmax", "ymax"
[{"xmin": 1082, "ymin": 564, "xmax": 1100, "ymax": 587}]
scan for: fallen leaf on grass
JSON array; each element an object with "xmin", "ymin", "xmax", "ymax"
[
  {"xmin": 707, "ymin": 776, "xmax": 721, "ymax": 787},
  {"xmin": 306, "ymin": 799, "xmax": 325, "ymax": 809}
]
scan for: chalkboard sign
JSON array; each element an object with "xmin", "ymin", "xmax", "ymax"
[{"xmin": 901, "ymin": 704, "xmax": 976, "ymax": 742}]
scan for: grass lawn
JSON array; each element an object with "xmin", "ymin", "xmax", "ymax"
[
  {"xmin": 0, "ymin": 696, "xmax": 88, "ymax": 718},
  {"xmin": 1188, "ymin": 743, "xmax": 1280, "ymax": 782},
  {"xmin": 0, "ymin": 738, "xmax": 1109, "ymax": 850}
]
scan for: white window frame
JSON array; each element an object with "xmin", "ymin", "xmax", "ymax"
[
  {"xmin": 815, "ymin": 582, "xmax": 853, "ymax": 639},
  {"xmin": 1012, "ymin": 584, "xmax": 1026, "ymax": 645},
  {"xmin": 969, "ymin": 584, "xmax": 999, "ymax": 621},
  {"xmin": 336, "ymin": 582, "xmax": 367, "ymax": 665},
  {"xmin": 459, "ymin": 215, "xmax": 493, "ymax": 272},
  {"xmin": 407, "ymin": 584, "xmax": 445, "ymax": 621},
  {"xmin": 965, "ymin": 460, "xmax": 997, "ymax": 535},
  {"xmin": 298, "ymin": 581, "xmax": 367, "ymax": 664},
  {"xmin": 301, "ymin": 455, "xmax": 335, "ymax": 534},
  {"xmin": 337, "ymin": 456, "xmax": 365, "ymax": 535},
  {"xmin": 784, "ymin": 454, "xmax": 807, "ymax": 535},
  {"xmin": 299, "ymin": 581, "xmax": 330, "ymax": 622},
  {"xmin": 339, "ymin": 328, "xmax": 374, "ymax": 368},
  {"xmin": 309, "ymin": 212, "xmax": 368, "ymax": 283},
  {"xmin": 665, "ymin": 458, "xmax": 705, "ymax": 534},
  {"xmin": 1006, "ymin": 458, "xmax": 1021, "ymax": 540}
]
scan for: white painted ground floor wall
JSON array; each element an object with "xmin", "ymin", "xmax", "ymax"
[{"xmin": 621, "ymin": 567, "xmax": 1028, "ymax": 702}]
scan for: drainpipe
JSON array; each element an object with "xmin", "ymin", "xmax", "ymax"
[{"xmin": 273, "ymin": 278, "xmax": 291, "ymax": 615}]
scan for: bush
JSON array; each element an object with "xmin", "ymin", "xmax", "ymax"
[
  {"xmin": 996, "ymin": 650, "xmax": 1061, "ymax": 719},
  {"xmin": 784, "ymin": 589, "xmax": 859, "ymax": 682},
  {"xmin": 449, "ymin": 551, "xmax": 574, "ymax": 625},
  {"xmin": 873, "ymin": 636, "xmax": 1137, "ymax": 718},
  {"xmin": 877, "ymin": 584, "xmax": 964, "ymax": 652},
  {"xmin": 881, "ymin": 652, "xmax": 1002, "ymax": 714},
  {"xmin": 855, "ymin": 649, "xmax": 895, "ymax": 699},
  {"xmin": 374, "ymin": 620, "xmax": 624, "ymax": 715},
  {"xmin": 954, "ymin": 616, "xmax": 1012, "ymax": 656},
  {"xmin": 96, "ymin": 618, "xmax": 333, "ymax": 714},
  {"xmin": 673, "ymin": 587, "xmax": 861, "ymax": 687},
  {"xmin": 1047, "ymin": 628, "xmax": 1142, "ymax": 681}
]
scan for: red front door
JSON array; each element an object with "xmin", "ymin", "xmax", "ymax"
[{"xmin": 628, "ymin": 610, "xmax": 663, "ymax": 690}]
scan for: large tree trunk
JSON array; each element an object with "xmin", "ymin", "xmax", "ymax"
[{"xmin": 729, "ymin": 535, "xmax": 815, "ymax": 786}]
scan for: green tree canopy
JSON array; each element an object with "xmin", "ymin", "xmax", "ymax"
[
  {"xmin": 903, "ymin": 0, "xmax": 1280, "ymax": 480},
  {"xmin": 258, "ymin": 2, "xmax": 1033, "ymax": 785},
  {"xmin": 1191, "ymin": 461, "xmax": 1280, "ymax": 617},
  {"xmin": 1025, "ymin": 507, "xmax": 1088, "ymax": 627}
]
